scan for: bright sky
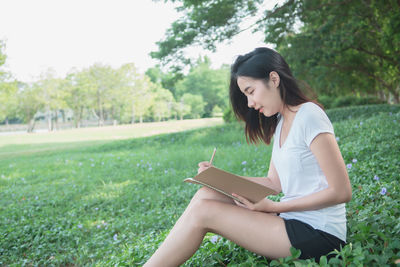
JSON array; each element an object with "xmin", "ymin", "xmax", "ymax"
[{"xmin": 0, "ymin": 0, "xmax": 274, "ymax": 83}]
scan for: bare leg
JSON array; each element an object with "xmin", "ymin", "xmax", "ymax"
[{"xmin": 144, "ymin": 187, "xmax": 291, "ymax": 267}]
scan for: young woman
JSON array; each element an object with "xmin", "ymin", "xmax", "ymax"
[{"xmin": 144, "ymin": 47, "xmax": 352, "ymax": 266}]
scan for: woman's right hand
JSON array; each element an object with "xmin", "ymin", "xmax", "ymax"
[{"xmin": 197, "ymin": 161, "xmax": 212, "ymax": 174}]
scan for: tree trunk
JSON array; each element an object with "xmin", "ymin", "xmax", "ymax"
[
  {"xmin": 47, "ymin": 106, "xmax": 52, "ymax": 131},
  {"xmin": 140, "ymin": 116, "xmax": 143, "ymax": 123},
  {"xmin": 5, "ymin": 117, "xmax": 8, "ymax": 125},
  {"xmin": 393, "ymin": 86, "xmax": 400, "ymax": 104},
  {"xmin": 61, "ymin": 109, "xmax": 66, "ymax": 123},
  {"xmin": 27, "ymin": 118, "xmax": 36, "ymax": 133},
  {"xmin": 97, "ymin": 90, "xmax": 104, "ymax": 126},
  {"xmin": 131, "ymin": 100, "xmax": 135, "ymax": 124},
  {"xmin": 54, "ymin": 110, "xmax": 59, "ymax": 130}
]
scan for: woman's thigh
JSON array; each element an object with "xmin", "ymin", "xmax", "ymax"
[
  {"xmin": 191, "ymin": 199, "xmax": 292, "ymax": 259},
  {"xmin": 190, "ymin": 186, "xmax": 235, "ymax": 205}
]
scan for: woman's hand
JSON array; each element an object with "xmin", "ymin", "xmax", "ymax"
[
  {"xmin": 232, "ymin": 193, "xmax": 277, "ymax": 213},
  {"xmin": 197, "ymin": 161, "xmax": 212, "ymax": 174}
]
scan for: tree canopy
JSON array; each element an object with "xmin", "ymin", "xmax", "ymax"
[{"xmin": 152, "ymin": 0, "xmax": 400, "ymax": 103}]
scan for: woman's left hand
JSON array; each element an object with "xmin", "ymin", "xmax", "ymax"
[{"xmin": 232, "ymin": 193, "xmax": 277, "ymax": 213}]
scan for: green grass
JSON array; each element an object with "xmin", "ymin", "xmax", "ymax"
[
  {"xmin": 0, "ymin": 105, "xmax": 399, "ymax": 266},
  {"xmin": 0, "ymin": 118, "xmax": 223, "ymax": 159}
]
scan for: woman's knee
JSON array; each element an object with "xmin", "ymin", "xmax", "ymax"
[
  {"xmin": 190, "ymin": 186, "xmax": 232, "ymax": 205},
  {"xmin": 187, "ymin": 198, "xmax": 218, "ymax": 227}
]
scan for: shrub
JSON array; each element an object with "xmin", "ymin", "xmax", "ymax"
[
  {"xmin": 223, "ymin": 107, "xmax": 236, "ymax": 123},
  {"xmin": 319, "ymin": 95, "xmax": 385, "ymax": 109}
]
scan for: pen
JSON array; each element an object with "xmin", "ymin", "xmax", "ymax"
[{"xmin": 209, "ymin": 147, "xmax": 217, "ymax": 164}]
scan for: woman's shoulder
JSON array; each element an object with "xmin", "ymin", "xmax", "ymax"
[
  {"xmin": 301, "ymin": 102, "xmax": 324, "ymax": 112},
  {"xmin": 298, "ymin": 102, "xmax": 331, "ymax": 125}
]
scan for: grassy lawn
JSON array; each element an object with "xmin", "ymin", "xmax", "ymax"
[
  {"xmin": 0, "ymin": 118, "xmax": 223, "ymax": 159},
  {"xmin": 0, "ymin": 106, "xmax": 399, "ymax": 266}
]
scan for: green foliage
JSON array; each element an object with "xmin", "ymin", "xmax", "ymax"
[
  {"xmin": 151, "ymin": 0, "xmax": 263, "ymax": 66},
  {"xmin": 318, "ymin": 95, "xmax": 386, "ymax": 109},
  {"xmin": 326, "ymin": 104, "xmax": 400, "ymax": 123},
  {"xmin": 223, "ymin": 106, "xmax": 236, "ymax": 123},
  {"xmin": 0, "ymin": 40, "xmax": 7, "ymax": 80},
  {"xmin": 0, "ymin": 81, "xmax": 19, "ymax": 122},
  {"xmin": 153, "ymin": 0, "xmax": 400, "ymax": 102},
  {"xmin": 1, "ymin": 105, "xmax": 399, "ymax": 265},
  {"xmin": 274, "ymin": 1, "xmax": 400, "ymax": 101},
  {"xmin": 175, "ymin": 57, "xmax": 230, "ymax": 116},
  {"xmin": 181, "ymin": 93, "xmax": 206, "ymax": 118}
]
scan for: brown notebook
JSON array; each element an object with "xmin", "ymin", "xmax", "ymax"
[{"xmin": 184, "ymin": 166, "xmax": 276, "ymax": 203}]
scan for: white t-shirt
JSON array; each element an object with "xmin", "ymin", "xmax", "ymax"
[{"xmin": 272, "ymin": 102, "xmax": 346, "ymax": 242}]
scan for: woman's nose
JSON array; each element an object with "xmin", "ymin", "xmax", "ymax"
[{"xmin": 247, "ymin": 97, "xmax": 255, "ymax": 108}]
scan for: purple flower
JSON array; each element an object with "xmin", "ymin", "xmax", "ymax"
[
  {"xmin": 210, "ymin": 235, "xmax": 219, "ymax": 244},
  {"xmin": 336, "ymin": 137, "xmax": 340, "ymax": 141},
  {"xmin": 346, "ymin": 163, "xmax": 352, "ymax": 169},
  {"xmin": 373, "ymin": 175, "xmax": 380, "ymax": 181},
  {"xmin": 241, "ymin": 161, "xmax": 247, "ymax": 165},
  {"xmin": 77, "ymin": 224, "xmax": 83, "ymax": 229},
  {"xmin": 113, "ymin": 234, "xmax": 118, "ymax": 241},
  {"xmin": 380, "ymin": 187, "xmax": 387, "ymax": 195},
  {"xmin": 352, "ymin": 159, "xmax": 357, "ymax": 163}
]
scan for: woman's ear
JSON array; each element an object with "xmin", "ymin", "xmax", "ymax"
[{"xmin": 269, "ymin": 71, "xmax": 280, "ymax": 88}]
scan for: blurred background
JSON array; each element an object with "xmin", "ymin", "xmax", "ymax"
[{"xmin": 0, "ymin": 0, "xmax": 398, "ymax": 133}]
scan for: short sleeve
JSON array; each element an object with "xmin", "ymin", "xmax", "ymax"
[{"xmin": 302, "ymin": 104, "xmax": 334, "ymax": 147}]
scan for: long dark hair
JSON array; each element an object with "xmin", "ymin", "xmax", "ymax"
[{"xmin": 230, "ymin": 47, "xmax": 317, "ymax": 145}]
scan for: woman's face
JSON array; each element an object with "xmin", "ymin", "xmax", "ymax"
[{"xmin": 237, "ymin": 75, "xmax": 283, "ymax": 117}]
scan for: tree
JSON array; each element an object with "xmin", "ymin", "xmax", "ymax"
[
  {"xmin": 150, "ymin": 0, "xmax": 263, "ymax": 67},
  {"xmin": 39, "ymin": 69, "xmax": 68, "ymax": 131},
  {"xmin": 146, "ymin": 65, "xmax": 183, "ymax": 99},
  {"xmin": 0, "ymin": 81, "xmax": 18, "ymax": 124},
  {"xmin": 153, "ymin": 0, "xmax": 400, "ymax": 103},
  {"xmin": 175, "ymin": 57, "xmax": 229, "ymax": 116},
  {"xmin": 267, "ymin": 0, "xmax": 400, "ymax": 102},
  {"xmin": 65, "ymin": 69, "xmax": 92, "ymax": 128},
  {"xmin": 119, "ymin": 63, "xmax": 153, "ymax": 124},
  {"xmin": 17, "ymin": 82, "xmax": 45, "ymax": 132},
  {"xmin": 0, "ymin": 40, "xmax": 7, "ymax": 80},
  {"xmin": 181, "ymin": 93, "xmax": 205, "ymax": 118},
  {"xmin": 149, "ymin": 83, "xmax": 175, "ymax": 122},
  {"xmin": 86, "ymin": 63, "xmax": 117, "ymax": 126}
]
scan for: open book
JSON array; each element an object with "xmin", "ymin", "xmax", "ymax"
[{"xmin": 184, "ymin": 166, "xmax": 276, "ymax": 203}]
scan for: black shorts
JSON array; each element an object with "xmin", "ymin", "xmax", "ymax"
[{"xmin": 283, "ymin": 219, "xmax": 346, "ymax": 260}]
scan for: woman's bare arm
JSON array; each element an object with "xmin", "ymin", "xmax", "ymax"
[
  {"xmin": 241, "ymin": 160, "xmax": 282, "ymax": 194},
  {"xmin": 234, "ymin": 133, "xmax": 352, "ymax": 212}
]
